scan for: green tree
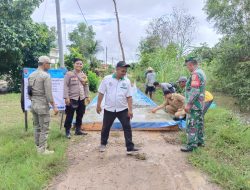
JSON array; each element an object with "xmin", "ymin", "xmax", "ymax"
[
  {"xmin": 68, "ymin": 22, "xmax": 103, "ymax": 66},
  {"xmin": 204, "ymin": 0, "xmax": 250, "ymax": 110},
  {"xmin": 0, "ymin": 0, "xmax": 56, "ymax": 91}
]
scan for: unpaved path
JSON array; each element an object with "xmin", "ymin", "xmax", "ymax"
[{"xmin": 47, "ymin": 131, "xmax": 220, "ymax": 190}]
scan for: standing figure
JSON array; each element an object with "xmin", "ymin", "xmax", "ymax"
[
  {"xmin": 28, "ymin": 56, "xmax": 58, "ymax": 154},
  {"xmin": 145, "ymin": 67, "xmax": 156, "ymax": 99},
  {"xmin": 182, "ymin": 58, "xmax": 206, "ymax": 152},
  {"xmin": 63, "ymin": 58, "xmax": 90, "ymax": 139},
  {"xmin": 96, "ymin": 61, "xmax": 139, "ymax": 155}
]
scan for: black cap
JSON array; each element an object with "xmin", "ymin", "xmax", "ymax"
[
  {"xmin": 116, "ymin": 61, "xmax": 130, "ymax": 68},
  {"xmin": 163, "ymin": 87, "xmax": 175, "ymax": 95},
  {"xmin": 184, "ymin": 57, "xmax": 198, "ymax": 65}
]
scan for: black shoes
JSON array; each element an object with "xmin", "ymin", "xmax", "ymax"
[
  {"xmin": 198, "ymin": 142, "xmax": 205, "ymax": 147},
  {"xmin": 127, "ymin": 147, "xmax": 140, "ymax": 155},
  {"xmin": 75, "ymin": 131, "xmax": 88, "ymax": 136},
  {"xmin": 180, "ymin": 146, "xmax": 196, "ymax": 152}
]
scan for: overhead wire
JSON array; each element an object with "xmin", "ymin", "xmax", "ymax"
[
  {"xmin": 42, "ymin": 0, "xmax": 48, "ymax": 22},
  {"xmin": 75, "ymin": 0, "xmax": 88, "ymax": 26}
]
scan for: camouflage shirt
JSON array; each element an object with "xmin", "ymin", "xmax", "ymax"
[{"xmin": 185, "ymin": 68, "xmax": 206, "ymax": 110}]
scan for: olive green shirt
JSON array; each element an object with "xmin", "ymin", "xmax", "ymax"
[{"xmin": 28, "ymin": 68, "xmax": 54, "ymax": 105}]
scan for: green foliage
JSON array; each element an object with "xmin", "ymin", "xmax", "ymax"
[
  {"xmin": 64, "ymin": 47, "xmax": 87, "ymax": 70},
  {"xmin": 204, "ymin": 0, "xmax": 250, "ymax": 36},
  {"xmin": 133, "ymin": 44, "xmax": 189, "ymax": 84},
  {"xmin": 0, "ymin": 93, "xmax": 68, "ymax": 190},
  {"xmin": 87, "ymin": 70, "xmax": 99, "ymax": 92},
  {"xmin": 64, "ymin": 47, "xmax": 99, "ymax": 92},
  {"xmin": 0, "ymin": 0, "xmax": 56, "ymax": 92},
  {"xmin": 189, "ymin": 1, "xmax": 250, "ymax": 110},
  {"xmin": 68, "ymin": 22, "xmax": 102, "ymax": 62},
  {"xmin": 188, "ymin": 108, "xmax": 250, "ymax": 190}
]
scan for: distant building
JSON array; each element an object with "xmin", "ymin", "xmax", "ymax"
[{"xmin": 49, "ymin": 48, "xmax": 59, "ymax": 67}]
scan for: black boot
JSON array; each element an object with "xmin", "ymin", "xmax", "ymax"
[
  {"xmin": 75, "ymin": 126, "xmax": 87, "ymax": 136},
  {"xmin": 180, "ymin": 146, "xmax": 196, "ymax": 152}
]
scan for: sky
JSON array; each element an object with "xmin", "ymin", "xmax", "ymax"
[{"xmin": 32, "ymin": 0, "xmax": 221, "ymax": 64}]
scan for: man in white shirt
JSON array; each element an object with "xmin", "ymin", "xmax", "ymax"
[{"xmin": 96, "ymin": 61, "xmax": 139, "ymax": 155}]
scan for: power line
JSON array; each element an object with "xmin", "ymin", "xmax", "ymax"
[
  {"xmin": 75, "ymin": 0, "xmax": 88, "ymax": 26},
  {"xmin": 42, "ymin": 0, "xmax": 48, "ymax": 22}
]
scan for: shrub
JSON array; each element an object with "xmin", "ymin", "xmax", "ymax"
[{"xmin": 87, "ymin": 70, "xmax": 99, "ymax": 92}]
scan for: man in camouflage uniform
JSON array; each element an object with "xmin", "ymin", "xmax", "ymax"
[
  {"xmin": 28, "ymin": 56, "xmax": 58, "ymax": 154},
  {"xmin": 181, "ymin": 58, "xmax": 206, "ymax": 152}
]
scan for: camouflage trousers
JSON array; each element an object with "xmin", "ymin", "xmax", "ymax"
[
  {"xmin": 186, "ymin": 109, "xmax": 204, "ymax": 148},
  {"xmin": 31, "ymin": 102, "xmax": 50, "ymax": 150}
]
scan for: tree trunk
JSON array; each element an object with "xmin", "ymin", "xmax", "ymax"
[{"xmin": 112, "ymin": 0, "xmax": 125, "ymax": 62}]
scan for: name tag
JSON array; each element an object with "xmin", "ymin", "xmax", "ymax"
[{"xmin": 71, "ymin": 77, "xmax": 78, "ymax": 81}]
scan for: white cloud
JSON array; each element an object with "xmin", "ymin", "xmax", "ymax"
[{"xmin": 32, "ymin": 0, "xmax": 221, "ymax": 63}]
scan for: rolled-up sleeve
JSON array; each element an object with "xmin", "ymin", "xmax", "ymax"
[
  {"xmin": 98, "ymin": 79, "xmax": 106, "ymax": 94},
  {"xmin": 44, "ymin": 76, "xmax": 54, "ymax": 103},
  {"xmin": 63, "ymin": 73, "xmax": 70, "ymax": 99}
]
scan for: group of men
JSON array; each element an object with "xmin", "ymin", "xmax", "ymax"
[
  {"xmin": 145, "ymin": 58, "xmax": 214, "ymax": 152},
  {"xmin": 28, "ymin": 56, "xmax": 138, "ymax": 155},
  {"xmin": 28, "ymin": 55, "xmax": 211, "ymax": 155}
]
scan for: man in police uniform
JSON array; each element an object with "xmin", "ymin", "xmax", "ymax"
[
  {"xmin": 96, "ymin": 61, "xmax": 139, "ymax": 155},
  {"xmin": 63, "ymin": 58, "xmax": 90, "ymax": 139},
  {"xmin": 28, "ymin": 56, "xmax": 58, "ymax": 154},
  {"xmin": 182, "ymin": 58, "xmax": 206, "ymax": 152}
]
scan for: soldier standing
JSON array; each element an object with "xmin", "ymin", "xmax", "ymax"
[
  {"xmin": 63, "ymin": 58, "xmax": 90, "ymax": 139},
  {"xmin": 28, "ymin": 56, "xmax": 58, "ymax": 155},
  {"xmin": 181, "ymin": 58, "xmax": 206, "ymax": 152}
]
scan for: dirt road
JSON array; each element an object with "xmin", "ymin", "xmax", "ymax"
[{"xmin": 47, "ymin": 131, "xmax": 220, "ymax": 190}]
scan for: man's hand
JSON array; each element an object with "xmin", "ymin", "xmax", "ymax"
[
  {"xmin": 128, "ymin": 110, "xmax": 133, "ymax": 119},
  {"xmin": 65, "ymin": 98, "xmax": 70, "ymax": 106},
  {"xmin": 53, "ymin": 106, "xmax": 59, "ymax": 115},
  {"xmin": 184, "ymin": 104, "xmax": 192, "ymax": 113},
  {"xmin": 96, "ymin": 105, "xmax": 102, "ymax": 114},
  {"xmin": 85, "ymin": 97, "xmax": 91, "ymax": 105},
  {"xmin": 151, "ymin": 108, "xmax": 157, "ymax": 113}
]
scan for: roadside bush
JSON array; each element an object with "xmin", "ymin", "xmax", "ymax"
[{"xmin": 87, "ymin": 70, "xmax": 99, "ymax": 92}]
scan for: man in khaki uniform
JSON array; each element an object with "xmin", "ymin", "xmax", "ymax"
[
  {"xmin": 28, "ymin": 56, "xmax": 58, "ymax": 154},
  {"xmin": 63, "ymin": 58, "xmax": 90, "ymax": 139},
  {"xmin": 151, "ymin": 88, "xmax": 185, "ymax": 119}
]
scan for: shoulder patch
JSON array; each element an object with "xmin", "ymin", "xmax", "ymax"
[{"xmin": 191, "ymin": 73, "xmax": 201, "ymax": 88}]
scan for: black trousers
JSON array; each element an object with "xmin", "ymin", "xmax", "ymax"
[
  {"xmin": 101, "ymin": 109, "xmax": 134, "ymax": 151},
  {"xmin": 64, "ymin": 98, "xmax": 86, "ymax": 132}
]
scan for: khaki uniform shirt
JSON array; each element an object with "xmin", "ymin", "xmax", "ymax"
[
  {"xmin": 28, "ymin": 68, "xmax": 54, "ymax": 106},
  {"xmin": 162, "ymin": 93, "xmax": 185, "ymax": 110},
  {"xmin": 63, "ymin": 70, "xmax": 89, "ymax": 101}
]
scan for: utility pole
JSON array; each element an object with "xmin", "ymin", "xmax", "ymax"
[
  {"xmin": 105, "ymin": 46, "xmax": 108, "ymax": 67},
  {"xmin": 112, "ymin": 0, "xmax": 125, "ymax": 62},
  {"xmin": 63, "ymin": 18, "xmax": 67, "ymax": 54},
  {"xmin": 55, "ymin": 0, "xmax": 65, "ymax": 68}
]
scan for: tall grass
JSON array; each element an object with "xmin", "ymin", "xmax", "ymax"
[
  {"xmin": 0, "ymin": 94, "xmax": 68, "ymax": 190},
  {"xmin": 132, "ymin": 45, "xmax": 189, "ymax": 84},
  {"xmin": 189, "ymin": 108, "xmax": 250, "ymax": 190}
]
